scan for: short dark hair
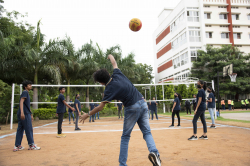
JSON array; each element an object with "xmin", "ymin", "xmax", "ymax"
[
  {"xmin": 59, "ymin": 87, "xmax": 65, "ymax": 91},
  {"xmin": 93, "ymin": 69, "xmax": 111, "ymax": 84},
  {"xmin": 22, "ymin": 80, "xmax": 32, "ymax": 90}
]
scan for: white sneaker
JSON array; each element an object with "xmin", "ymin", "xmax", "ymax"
[
  {"xmin": 148, "ymin": 152, "xmax": 161, "ymax": 166},
  {"xmin": 28, "ymin": 144, "xmax": 41, "ymax": 150},
  {"xmin": 13, "ymin": 145, "xmax": 25, "ymax": 152}
]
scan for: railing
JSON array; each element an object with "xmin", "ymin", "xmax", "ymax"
[
  {"xmin": 231, "ymin": 0, "xmax": 250, "ymax": 4},
  {"xmin": 203, "ymin": 0, "xmax": 250, "ymax": 4},
  {"xmin": 203, "ymin": 0, "xmax": 227, "ymax": 3}
]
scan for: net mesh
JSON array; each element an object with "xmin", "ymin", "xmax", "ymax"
[{"xmin": 229, "ymin": 73, "xmax": 237, "ymax": 82}]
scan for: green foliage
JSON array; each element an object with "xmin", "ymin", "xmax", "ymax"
[
  {"xmin": 32, "ymin": 108, "xmax": 57, "ymax": 120},
  {"xmin": 187, "ymin": 84, "xmax": 198, "ymax": 98},
  {"xmin": 176, "ymin": 84, "xmax": 188, "ymax": 98}
]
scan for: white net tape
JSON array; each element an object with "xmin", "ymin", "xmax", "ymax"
[{"xmin": 229, "ymin": 74, "xmax": 237, "ymax": 82}]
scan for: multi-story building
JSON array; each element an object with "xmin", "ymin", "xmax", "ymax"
[{"xmin": 153, "ymin": 0, "xmax": 250, "ymax": 84}]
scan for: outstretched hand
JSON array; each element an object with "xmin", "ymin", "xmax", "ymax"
[{"xmin": 79, "ymin": 113, "xmax": 89, "ymax": 124}]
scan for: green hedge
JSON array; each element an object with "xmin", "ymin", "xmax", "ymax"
[{"xmin": 33, "ymin": 108, "xmax": 57, "ymax": 120}]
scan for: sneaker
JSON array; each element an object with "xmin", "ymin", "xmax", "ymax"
[
  {"xmin": 199, "ymin": 135, "xmax": 208, "ymax": 140},
  {"xmin": 177, "ymin": 125, "xmax": 181, "ymax": 127},
  {"xmin": 188, "ymin": 135, "xmax": 198, "ymax": 141},
  {"xmin": 69, "ymin": 121, "xmax": 71, "ymax": 124},
  {"xmin": 75, "ymin": 128, "xmax": 81, "ymax": 131},
  {"xmin": 13, "ymin": 145, "xmax": 25, "ymax": 152},
  {"xmin": 28, "ymin": 144, "xmax": 41, "ymax": 150},
  {"xmin": 210, "ymin": 125, "xmax": 216, "ymax": 129},
  {"xmin": 169, "ymin": 125, "xmax": 174, "ymax": 128},
  {"xmin": 148, "ymin": 152, "xmax": 161, "ymax": 166},
  {"xmin": 57, "ymin": 134, "xmax": 66, "ymax": 138}
]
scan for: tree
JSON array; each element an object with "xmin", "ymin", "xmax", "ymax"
[
  {"xmin": 176, "ymin": 84, "xmax": 188, "ymax": 99},
  {"xmin": 191, "ymin": 45, "xmax": 250, "ymax": 99},
  {"xmin": 187, "ymin": 84, "xmax": 198, "ymax": 98}
]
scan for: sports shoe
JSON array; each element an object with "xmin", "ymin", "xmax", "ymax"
[
  {"xmin": 169, "ymin": 125, "xmax": 174, "ymax": 127},
  {"xmin": 188, "ymin": 135, "xmax": 198, "ymax": 141},
  {"xmin": 148, "ymin": 152, "xmax": 161, "ymax": 166},
  {"xmin": 199, "ymin": 135, "xmax": 208, "ymax": 140},
  {"xmin": 177, "ymin": 125, "xmax": 181, "ymax": 127},
  {"xmin": 57, "ymin": 134, "xmax": 66, "ymax": 138},
  {"xmin": 75, "ymin": 128, "xmax": 81, "ymax": 130},
  {"xmin": 13, "ymin": 145, "xmax": 25, "ymax": 152},
  {"xmin": 69, "ymin": 121, "xmax": 71, "ymax": 124},
  {"xmin": 28, "ymin": 144, "xmax": 41, "ymax": 150},
  {"xmin": 210, "ymin": 125, "xmax": 216, "ymax": 129}
]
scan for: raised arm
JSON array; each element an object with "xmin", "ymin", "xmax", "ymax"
[
  {"xmin": 107, "ymin": 54, "xmax": 118, "ymax": 69},
  {"xmin": 63, "ymin": 101, "xmax": 75, "ymax": 111}
]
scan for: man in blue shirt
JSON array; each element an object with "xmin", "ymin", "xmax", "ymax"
[
  {"xmin": 89, "ymin": 100, "xmax": 95, "ymax": 122},
  {"xmin": 147, "ymin": 99, "xmax": 151, "ymax": 119},
  {"xmin": 56, "ymin": 87, "xmax": 75, "ymax": 138},
  {"xmin": 68, "ymin": 99, "xmax": 75, "ymax": 124},
  {"xmin": 150, "ymin": 97, "xmax": 158, "ymax": 120},
  {"xmin": 117, "ymin": 100, "xmax": 123, "ymax": 119},
  {"xmin": 14, "ymin": 80, "xmax": 41, "ymax": 152},
  {"xmin": 74, "ymin": 94, "xmax": 81, "ymax": 130},
  {"xmin": 95, "ymin": 101, "xmax": 100, "ymax": 120},
  {"xmin": 80, "ymin": 55, "xmax": 161, "ymax": 166}
]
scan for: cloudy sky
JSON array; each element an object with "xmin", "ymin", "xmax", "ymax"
[{"xmin": 3, "ymin": 0, "xmax": 181, "ymax": 76}]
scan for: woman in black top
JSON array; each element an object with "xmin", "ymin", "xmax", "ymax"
[
  {"xmin": 169, "ymin": 93, "xmax": 182, "ymax": 127},
  {"xmin": 188, "ymin": 80, "xmax": 208, "ymax": 141}
]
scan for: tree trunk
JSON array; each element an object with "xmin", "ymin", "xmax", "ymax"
[
  {"xmin": 32, "ymin": 70, "xmax": 38, "ymax": 109},
  {"xmin": 66, "ymin": 79, "xmax": 70, "ymax": 102}
]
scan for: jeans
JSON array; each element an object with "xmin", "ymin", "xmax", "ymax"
[
  {"xmin": 228, "ymin": 104, "xmax": 231, "ymax": 110},
  {"xmin": 15, "ymin": 113, "xmax": 34, "ymax": 146},
  {"xmin": 89, "ymin": 111, "xmax": 95, "ymax": 122},
  {"xmin": 118, "ymin": 109, "xmax": 123, "ymax": 118},
  {"xmin": 58, "ymin": 113, "xmax": 64, "ymax": 134},
  {"xmin": 148, "ymin": 109, "xmax": 150, "ymax": 119},
  {"xmin": 208, "ymin": 108, "xmax": 215, "ymax": 124},
  {"xmin": 151, "ymin": 110, "xmax": 158, "ymax": 120},
  {"xmin": 75, "ymin": 112, "xmax": 79, "ymax": 129},
  {"xmin": 95, "ymin": 112, "xmax": 100, "ymax": 119},
  {"xmin": 222, "ymin": 105, "xmax": 225, "ymax": 110},
  {"xmin": 119, "ymin": 100, "xmax": 159, "ymax": 166},
  {"xmin": 217, "ymin": 111, "xmax": 220, "ymax": 117},
  {"xmin": 172, "ymin": 110, "xmax": 180, "ymax": 126},
  {"xmin": 68, "ymin": 112, "xmax": 74, "ymax": 122},
  {"xmin": 192, "ymin": 110, "xmax": 207, "ymax": 134}
]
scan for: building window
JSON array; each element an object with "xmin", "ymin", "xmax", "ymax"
[
  {"xmin": 220, "ymin": 25, "xmax": 229, "ymax": 27},
  {"xmin": 204, "ymin": 5, "xmax": 210, "ymax": 8},
  {"xmin": 173, "ymin": 52, "xmax": 188, "ymax": 69},
  {"xmin": 206, "ymin": 32, "xmax": 212, "ymax": 38},
  {"xmin": 233, "ymin": 33, "xmax": 241, "ymax": 39},
  {"xmin": 187, "ymin": 11, "xmax": 199, "ymax": 22},
  {"xmin": 189, "ymin": 30, "xmax": 201, "ymax": 42},
  {"xmin": 248, "ymin": 14, "xmax": 250, "ymax": 20},
  {"xmin": 231, "ymin": 7, "xmax": 239, "ymax": 9},
  {"xmin": 218, "ymin": 6, "xmax": 227, "ymax": 8},
  {"xmin": 221, "ymin": 33, "xmax": 229, "ymax": 39},
  {"xmin": 170, "ymin": 12, "xmax": 185, "ymax": 32},
  {"xmin": 204, "ymin": 13, "xmax": 211, "ymax": 19},
  {"xmin": 232, "ymin": 14, "xmax": 239, "ymax": 20},
  {"xmin": 219, "ymin": 14, "xmax": 227, "ymax": 19},
  {"xmin": 206, "ymin": 25, "xmax": 212, "ymax": 27},
  {"xmin": 233, "ymin": 26, "xmax": 240, "ymax": 28}
]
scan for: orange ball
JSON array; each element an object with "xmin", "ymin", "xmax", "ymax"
[{"xmin": 129, "ymin": 18, "xmax": 142, "ymax": 32}]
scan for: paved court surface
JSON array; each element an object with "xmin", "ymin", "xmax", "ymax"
[{"xmin": 221, "ymin": 113, "xmax": 250, "ymax": 121}]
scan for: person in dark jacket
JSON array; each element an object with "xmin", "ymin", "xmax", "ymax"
[
  {"xmin": 169, "ymin": 93, "xmax": 182, "ymax": 127},
  {"xmin": 185, "ymin": 100, "xmax": 191, "ymax": 115}
]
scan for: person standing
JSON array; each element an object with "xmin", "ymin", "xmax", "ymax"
[
  {"xmin": 14, "ymin": 80, "xmax": 41, "ymax": 151},
  {"xmin": 185, "ymin": 100, "xmax": 191, "ymax": 115},
  {"xmin": 188, "ymin": 80, "xmax": 208, "ymax": 141},
  {"xmin": 68, "ymin": 99, "xmax": 75, "ymax": 124},
  {"xmin": 192, "ymin": 94, "xmax": 197, "ymax": 112},
  {"xmin": 228, "ymin": 99, "xmax": 232, "ymax": 110},
  {"xmin": 147, "ymin": 99, "xmax": 151, "ymax": 119},
  {"xmin": 241, "ymin": 99, "xmax": 245, "ymax": 110},
  {"xmin": 221, "ymin": 99, "xmax": 225, "ymax": 110},
  {"xmin": 245, "ymin": 98, "xmax": 249, "ymax": 110},
  {"xmin": 117, "ymin": 100, "xmax": 123, "ymax": 119},
  {"xmin": 95, "ymin": 101, "xmax": 100, "ymax": 120},
  {"xmin": 74, "ymin": 94, "xmax": 81, "ymax": 130},
  {"xmin": 169, "ymin": 93, "xmax": 182, "ymax": 127},
  {"xmin": 150, "ymin": 97, "xmax": 158, "ymax": 120},
  {"xmin": 207, "ymin": 86, "xmax": 216, "ymax": 128},
  {"xmin": 231, "ymin": 100, "xmax": 234, "ymax": 110},
  {"xmin": 79, "ymin": 54, "xmax": 161, "ymax": 166},
  {"xmin": 56, "ymin": 87, "xmax": 75, "ymax": 138},
  {"xmin": 89, "ymin": 100, "xmax": 95, "ymax": 122}
]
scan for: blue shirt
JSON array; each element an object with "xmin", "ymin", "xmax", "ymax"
[
  {"xmin": 150, "ymin": 101, "xmax": 157, "ymax": 110},
  {"xmin": 207, "ymin": 93, "xmax": 215, "ymax": 108},
  {"xmin": 90, "ymin": 103, "xmax": 95, "ymax": 110},
  {"xmin": 68, "ymin": 102, "xmax": 74, "ymax": 112},
  {"xmin": 173, "ymin": 97, "xmax": 181, "ymax": 110},
  {"xmin": 117, "ymin": 103, "xmax": 123, "ymax": 110},
  {"xmin": 74, "ymin": 99, "xmax": 81, "ymax": 112},
  {"xmin": 196, "ymin": 89, "xmax": 206, "ymax": 111},
  {"xmin": 147, "ymin": 102, "xmax": 151, "ymax": 110},
  {"xmin": 101, "ymin": 68, "xmax": 143, "ymax": 107},
  {"xmin": 56, "ymin": 94, "xmax": 66, "ymax": 113},
  {"xmin": 17, "ymin": 90, "xmax": 31, "ymax": 115},
  {"xmin": 95, "ymin": 103, "xmax": 99, "ymax": 107}
]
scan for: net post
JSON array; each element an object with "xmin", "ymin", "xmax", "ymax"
[
  {"xmin": 10, "ymin": 83, "xmax": 15, "ymax": 130},
  {"xmin": 162, "ymin": 84, "xmax": 165, "ymax": 113},
  {"xmin": 212, "ymin": 80, "xmax": 217, "ymax": 119}
]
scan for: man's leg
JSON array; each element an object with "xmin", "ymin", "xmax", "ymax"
[
  {"xmin": 89, "ymin": 112, "xmax": 92, "ymax": 122},
  {"xmin": 208, "ymin": 108, "xmax": 215, "ymax": 125},
  {"xmin": 15, "ymin": 117, "xmax": 24, "ymax": 146},
  {"xmin": 155, "ymin": 110, "xmax": 158, "ymax": 120},
  {"xmin": 119, "ymin": 102, "xmax": 140, "ymax": 166},
  {"xmin": 192, "ymin": 111, "xmax": 203, "ymax": 134},
  {"xmin": 176, "ymin": 110, "xmax": 180, "ymax": 126},
  {"xmin": 68, "ymin": 112, "xmax": 71, "ymax": 122},
  {"xmin": 72, "ymin": 112, "xmax": 75, "ymax": 122},
  {"xmin": 151, "ymin": 110, "xmax": 154, "ymax": 120},
  {"xmin": 171, "ymin": 111, "xmax": 176, "ymax": 126},
  {"xmin": 199, "ymin": 111, "xmax": 207, "ymax": 134},
  {"xmin": 92, "ymin": 114, "xmax": 95, "ymax": 122},
  {"xmin": 58, "ymin": 113, "xmax": 64, "ymax": 134},
  {"xmin": 98, "ymin": 112, "xmax": 100, "ymax": 119},
  {"xmin": 75, "ymin": 113, "xmax": 79, "ymax": 129},
  {"xmin": 189, "ymin": 107, "xmax": 191, "ymax": 114},
  {"xmin": 118, "ymin": 110, "xmax": 121, "ymax": 119},
  {"xmin": 23, "ymin": 114, "xmax": 34, "ymax": 145}
]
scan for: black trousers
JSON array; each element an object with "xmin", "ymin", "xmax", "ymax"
[
  {"xmin": 193, "ymin": 104, "xmax": 196, "ymax": 111},
  {"xmin": 192, "ymin": 110, "xmax": 207, "ymax": 134},
  {"xmin": 58, "ymin": 113, "xmax": 64, "ymax": 134},
  {"xmin": 186, "ymin": 106, "xmax": 191, "ymax": 114},
  {"xmin": 118, "ymin": 109, "xmax": 123, "ymax": 118},
  {"xmin": 241, "ymin": 105, "xmax": 245, "ymax": 110},
  {"xmin": 246, "ymin": 104, "xmax": 249, "ymax": 110},
  {"xmin": 172, "ymin": 110, "xmax": 180, "ymax": 126}
]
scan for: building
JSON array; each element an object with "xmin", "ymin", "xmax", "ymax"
[{"xmin": 153, "ymin": 0, "xmax": 250, "ymax": 84}]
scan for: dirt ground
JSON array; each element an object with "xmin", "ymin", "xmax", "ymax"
[{"xmin": 0, "ymin": 116, "xmax": 250, "ymax": 166}]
